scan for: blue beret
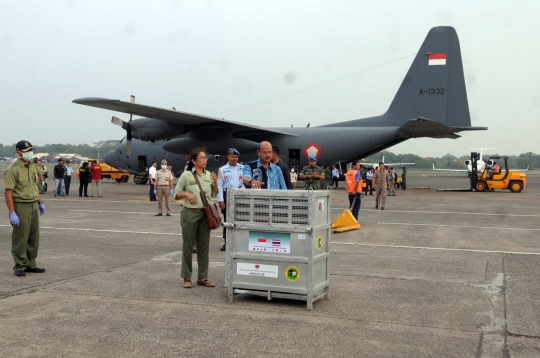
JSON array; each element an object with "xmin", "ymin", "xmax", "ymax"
[
  {"xmin": 308, "ymin": 156, "xmax": 317, "ymax": 161},
  {"xmin": 228, "ymin": 148, "xmax": 240, "ymax": 156}
]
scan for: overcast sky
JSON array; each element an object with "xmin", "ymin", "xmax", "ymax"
[{"xmin": 1, "ymin": 0, "xmax": 539, "ymax": 157}]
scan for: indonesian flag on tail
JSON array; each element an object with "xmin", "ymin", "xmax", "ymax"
[{"xmin": 429, "ymin": 53, "xmax": 446, "ymax": 66}]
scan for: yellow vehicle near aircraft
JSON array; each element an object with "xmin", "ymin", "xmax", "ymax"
[
  {"xmin": 474, "ymin": 156, "xmax": 526, "ymax": 193},
  {"xmin": 84, "ymin": 158, "xmax": 132, "ymax": 183}
]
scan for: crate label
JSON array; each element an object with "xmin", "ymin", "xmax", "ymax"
[
  {"xmin": 285, "ymin": 266, "xmax": 301, "ymax": 282},
  {"xmin": 248, "ymin": 231, "xmax": 290, "ymax": 254},
  {"xmin": 298, "ymin": 233, "xmax": 306, "ymax": 240},
  {"xmin": 318, "ymin": 199, "xmax": 325, "ymax": 212},
  {"xmin": 237, "ymin": 263, "xmax": 278, "ymax": 278}
]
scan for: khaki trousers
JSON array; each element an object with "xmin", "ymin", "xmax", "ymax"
[
  {"xmin": 375, "ymin": 186, "xmax": 387, "ymax": 207},
  {"xmin": 388, "ymin": 180, "xmax": 395, "ymax": 196},
  {"xmin": 12, "ymin": 202, "xmax": 40, "ymax": 272},
  {"xmin": 157, "ymin": 186, "xmax": 171, "ymax": 214},
  {"xmin": 92, "ymin": 180, "xmax": 102, "ymax": 196},
  {"xmin": 181, "ymin": 207, "xmax": 210, "ymax": 280}
]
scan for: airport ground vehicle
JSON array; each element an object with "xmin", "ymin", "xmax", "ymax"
[
  {"xmin": 85, "ymin": 158, "xmax": 132, "ymax": 183},
  {"xmin": 471, "ymin": 155, "xmax": 526, "ymax": 193}
]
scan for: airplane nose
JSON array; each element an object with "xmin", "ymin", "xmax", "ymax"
[{"xmin": 103, "ymin": 150, "xmax": 116, "ymax": 166}]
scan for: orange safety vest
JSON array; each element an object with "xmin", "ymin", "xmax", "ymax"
[
  {"xmin": 345, "ymin": 169, "xmax": 361, "ymax": 193},
  {"xmin": 493, "ymin": 164, "xmax": 500, "ymax": 174}
]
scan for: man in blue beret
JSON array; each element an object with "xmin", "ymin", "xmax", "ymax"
[
  {"xmin": 217, "ymin": 148, "xmax": 244, "ymax": 251},
  {"xmin": 299, "ymin": 156, "xmax": 325, "ymax": 190}
]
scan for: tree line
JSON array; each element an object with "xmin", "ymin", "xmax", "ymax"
[
  {"xmin": 364, "ymin": 150, "xmax": 539, "ymax": 170},
  {"xmin": 1, "ymin": 141, "xmax": 538, "ymax": 169},
  {"xmin": 0, "ymin": 140, "xmax": 119, "ymax": 160}
]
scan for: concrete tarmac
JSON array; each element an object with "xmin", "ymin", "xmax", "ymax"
[{"xmin": 1, "ymin": 174, "xmax": 539, "ymax": 357}]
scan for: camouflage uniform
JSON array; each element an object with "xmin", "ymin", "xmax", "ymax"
[{"xmin": 299, "ymin": 165, "xmax": 325, "ymax": 190}]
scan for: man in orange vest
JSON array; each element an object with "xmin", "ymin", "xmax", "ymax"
[{"xmin": 345, "ymin": 160, "xmax": 363, "ymax": 220}]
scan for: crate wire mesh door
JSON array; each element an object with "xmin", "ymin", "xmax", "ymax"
[
  {"xmin": 234, "ymin": 196, "xmax": 309, "ymax": 225},
  {"xmin": 225, "ymin": 189, "xmax": 331, "ymax": 310}
]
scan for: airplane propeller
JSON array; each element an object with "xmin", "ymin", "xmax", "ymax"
[{"xmin": 111, "ymin": 95, "xmax": 136, "ymax": 158}]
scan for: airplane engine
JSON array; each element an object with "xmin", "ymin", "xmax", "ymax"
[
  {"xmin": 163, "ymin": 137, "xmax": 260, "ymax": 154},
  {"xmin": 486, "ymin": 159, "xmax": 494, "ymax": 166},
  {"xmin": 131, "ymin": 118, "xmax": 186, "ymax": 141},
  {"xmin": 464, "ymin": 160, "xmax": 471, "ymax": 166}
]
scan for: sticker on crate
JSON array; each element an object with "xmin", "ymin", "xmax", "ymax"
[
  {"xmin": 237, "ymin": 263, "xmax": 278, "ymax": 278},
  {"xmin": 317, "ymin": 236, "xmax": 323, "ymax": 250},
  {"xmin": 248, "ymin": 231, "xmax": 291, "ymax": 253},
  {"xmin": 285, "ymin": 266, "xmax": 300, "ymax": 282}
]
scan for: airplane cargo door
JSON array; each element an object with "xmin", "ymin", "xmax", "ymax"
[
  {"xmin": 288, "ymin": 149, "xmax": 300, "ymax": 172},
  {"xmin": 138, "ymin": 156, "xmax": 148, "ymax": 172}
]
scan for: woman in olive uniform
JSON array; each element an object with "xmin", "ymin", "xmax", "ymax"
[{"xmin": 174, "ymin": 148, "xmax": 218, "ymax": 289}]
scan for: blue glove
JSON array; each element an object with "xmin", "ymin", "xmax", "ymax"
[
  {"xmin": 9, "ymin": 212, "xmax": 20, "ymax": 226},
  {"xmin": 39, "ymin": 203, "xmax": 46, "ymax": 216},
  {"xmin": 169, "ymin": 189, "xmax": 174, "ymax": 196},
  {"xmin": 153, "ymin": 189, "xmax": 157, "ymax": 196}
]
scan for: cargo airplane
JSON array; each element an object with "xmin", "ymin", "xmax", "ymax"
[{"xmin": 73, "ymin": 26, "xmax": 487, "ymax": 181}]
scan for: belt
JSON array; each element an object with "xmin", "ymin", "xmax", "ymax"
[
  {"xmin": 14, "ymin": 201, "xmax": 36, "ymax": 204},
  {"xmin": 185, "ymin": 207, "xmax": 204, "ymax": 212},
  {"xmin": 157, "ymin": 184, "xmax": 170, "ymax": 186}
]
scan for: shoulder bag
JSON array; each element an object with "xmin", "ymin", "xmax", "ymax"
[{"xmin": 193, "ymin": 172, "xmax": 222, "ymax": 230}]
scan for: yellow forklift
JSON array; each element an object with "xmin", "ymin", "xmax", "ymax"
[{"xmin": 472, "ymin": 155, "xmax": 526, "ymax": 193}]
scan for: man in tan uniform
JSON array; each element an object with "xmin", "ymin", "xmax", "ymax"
[
  {"xmin": 153, "ymin": 159, "xmax": 174, "ymax": 216},
  {"xmin": 4, "ymin": 140, "xmax": 47, "ymax": 276},
  {"xmin": 374, "ymin": 162, "xmax": 390, "ymax": 210}
]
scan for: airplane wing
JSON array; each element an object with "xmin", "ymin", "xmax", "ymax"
[
  {"xmin": 510, "ymin": 165, "xmax": 529, "ymax": 172},
  {"xmin": 72, "ymin": 97, "xmax": 297, "ymax": 137},
  {"xmin": 384, "ymin": 162, "xmax": 415, "ymax": 166},
  {"xmin": 432, "ymin": 163, "xmax": 468, "ymax": 172}
]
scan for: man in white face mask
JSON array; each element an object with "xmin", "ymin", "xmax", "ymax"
[
  {"xmin": 153, "ymin": 159, "xmax": 174, "ymax": 216},
  {"xmin": 4, "ymin": 140, "xmax": 46, "ymax": 277}
]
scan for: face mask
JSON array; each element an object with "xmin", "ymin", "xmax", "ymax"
[
  {"xmin": 20, "ymin": 152, "xmax": 34, "ymax": 161},
  {"xmin": 161, "ymin": 165, "xmax": 167, "ymax": 170}
]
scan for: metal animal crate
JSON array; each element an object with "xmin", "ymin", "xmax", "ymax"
[{"xmin": 224, "ymin": 189, "xmax": 331, "ymax": 310}]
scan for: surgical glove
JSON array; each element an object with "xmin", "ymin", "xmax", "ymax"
[
  {"xmin": 9, "ymin": 212, "xmax": 20, "ymax": 226},
  {"xmin": 153, "ymin": 189, "xmax": 157, "ymax": 196},
  {"xmin": 39, "ymin": 203, "xmax": 46, "ymax": 216},
  {"xmin": 169, "ymin": 189, "xmax": 174, "ymax": 196}
]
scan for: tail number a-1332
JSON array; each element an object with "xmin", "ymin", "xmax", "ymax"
[{"xmin": 419, "ymin": 88, "xmax": 445, "ymax": 95}]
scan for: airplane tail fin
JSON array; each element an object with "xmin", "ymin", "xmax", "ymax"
[
  {"xmin": 324, "ymin": 26, "xmax": 487, "ymax": 136},
  {"xmin": 388, "ymin": 26, "xmax": 470, "ymax": 128}
]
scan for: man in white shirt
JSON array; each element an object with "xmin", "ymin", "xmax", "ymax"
[
  {"xmin": 290, "ymin": 168, "xmax": 298, "ymax": 189},
  {"xmin": 331, "ymin": 166, "xmax": 340, "ymax": 189},
  {"xmin": 365, "ymin": 167, "xmax": 374, "ymax": 196},
  {"xmin": 64, "ymin": 160, "xmax": 74, "ymax": 196},
  {"xmin": 148, "ymin": 161, "xmax": 157, "ymax": 201}
]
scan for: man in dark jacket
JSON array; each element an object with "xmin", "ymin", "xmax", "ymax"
[
  {"xmin": 271, "ymin": 146, "xmax": 293, "ymax": 190},
  {"xmin": 78, "ymin": 162, "xmax": 91, "ymax": 197}
]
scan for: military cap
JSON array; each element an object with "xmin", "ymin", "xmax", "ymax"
[
  {"xmin": 228, "ymin": 148, "xmax": 240, "ymax": 156},
  {"xmin": 16, "ymin": 140, "xmax": 34, "ymax": 153},
  {"xmin": 308, "ymin": 156, "xmax": 317, "ymax": 161}
]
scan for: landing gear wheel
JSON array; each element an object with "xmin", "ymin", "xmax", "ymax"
[
  {"xmin": 509, "ymin": 181, "xmax": 523, "ymax": 193},
  {"xmin": 474, "ymin": 180, "xmax": 488, "ymax": 192}
]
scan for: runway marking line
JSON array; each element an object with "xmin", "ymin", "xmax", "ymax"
[
  {"xmin": 330, "ymin": 208, "xmax": 540, "ymax": 218},
  {"xmin": 2, "ymin": 224, "xmax": 538, "ymax": 256},
  {"xmin": 0, "ymin": 225, "xmax": 223, "ymax": 238},
  {"xmin": 378, "ymin": 222, "xmax": 540, "ymax": 232},
  {"xmin": 69, "ymin": 209, "xmax": 179, "ymax": 215},
  {"xmin": 331, "ymin": 242, "xmax": 540, "ymax": 256}
]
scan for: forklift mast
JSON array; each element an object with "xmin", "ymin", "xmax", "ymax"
[{"xmin": 469, "ymin": 152, "xmax": 479, "ymax": 189}]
